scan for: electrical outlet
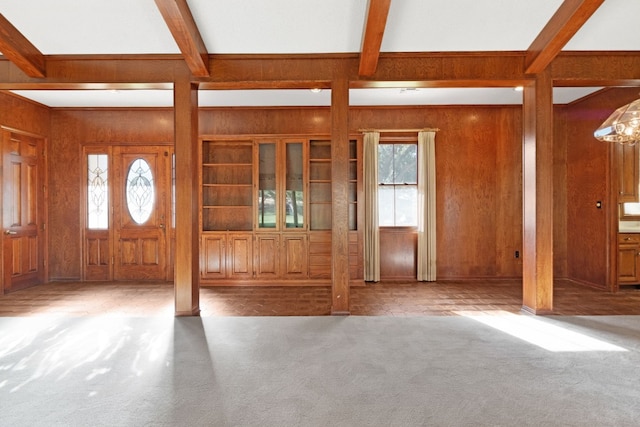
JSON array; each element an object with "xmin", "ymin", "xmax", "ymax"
[{"xmin": 515, "ymin": 250, "xmax": 520, "ymax": 258}]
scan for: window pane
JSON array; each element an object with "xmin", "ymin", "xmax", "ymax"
[
  {"xmin": 257, "ymin": 190, "xmax": 277, "ymax": 228},
  {"xmin": 394, "ymin": 144, "xmax": 417, "ymax": 184},
  {"xmin": 126, "ymin": 158, "xmax": 155, "ymax": 225},
  {"xmin": 87, "ymin": 154, "xmax": 109, "ymax": 229},
  {"xmin": 623, "ymin": 202, "xmax": 640, "ymax": 216},
  {"xmin": 378, "ymin": 185, "xmax": 395, "ymax": 226},
  {"xmin": 258, "ymin": 143, "xmax": 277, "ymax": 228},
  {"xmin": 378, "ymin": 144, "xmax": 394, "ymax": 184},
  {"xmin": 286, "ymin": 143, "xmax": 304, "ymax": 228},
  {"xmin": 378, "ymin": 143, "xmax": 418, "ymax": 227},
  {"xmin": 395, "ymin": 186, "xmax": 418, "ymax": 226}
]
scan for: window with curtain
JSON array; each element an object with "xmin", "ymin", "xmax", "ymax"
[{"xmin": 378, "ymin": 143, "xmax": 418, "ymax": 226}]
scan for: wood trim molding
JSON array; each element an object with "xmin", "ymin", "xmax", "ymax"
[
  {"xmin": 525, "ymin": 0, "xmax": 604, "ymax": 74},
  {"xmin": 154, "ymin": 0, "xmax": 209, "ymax": 77},
  {"xmin": 359, "ymin": 0, "xmax": 392, "ymax": 77},
  {"xmin": 0, "ymin": 14, "xmax": 45, "ymax": 78}
]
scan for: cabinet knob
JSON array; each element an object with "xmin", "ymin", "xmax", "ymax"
[{"xmin": 625, "ymin": 237, "xmax": 631, "ymax": 241}]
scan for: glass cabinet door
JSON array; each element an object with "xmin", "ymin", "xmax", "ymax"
[
  {"xmin": 285, "ymin": 142, "xmax": 304, "ymax": 229},
  {"xmin": 257, "ymin": 142, "xmax": 277, "ymax": 228}
]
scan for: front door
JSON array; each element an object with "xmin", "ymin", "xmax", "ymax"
[
  {"xmin": 112, "ymin": 146, "xmax": 170, "ymax": 280},
  {"xmin": 2, "ymin": 129, "xmax": 46, "ymax": 293}
]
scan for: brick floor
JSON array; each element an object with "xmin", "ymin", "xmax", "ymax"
[{"xmin": 1, "ymin": 279, "xmax": 640, "ymax": 317}]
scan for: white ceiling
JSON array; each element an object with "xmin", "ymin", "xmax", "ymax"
[{"xmin": 2, "ymin": 0, "xmax": 639, "ymax": 107}]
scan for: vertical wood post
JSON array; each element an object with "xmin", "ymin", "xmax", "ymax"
[
  {"xmin": 174, "ymin": 74, "xmax": 200, "ymax": 316},
  {"xmin": 331, "ymin": 77, "xmax": 350, "ymax": 314},
  {"xmin": 522, "ymin": 69, "xmax": 554, "ymax": 314}
]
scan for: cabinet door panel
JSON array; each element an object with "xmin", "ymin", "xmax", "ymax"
[
  {"xmin": 202, "ymin": 235, "xmax": 226, "ymax": 279},
  {"xmin": 228, "ymin": 234, "xmax": 253, "ymax": 279},
  {"xmin": 282, "ymin": 234, "xmax": 308, "ymax": 278},
  {"xmin": 618, "ymin": 143, "xmax": 639, "ymax": 203},
  {"xmin": 618, "ymin": 246, "xmax": 639, "ymax": 283},
  {"xmin": 255, "ymin": 234, "xmax": 280, "ymax": 278}
]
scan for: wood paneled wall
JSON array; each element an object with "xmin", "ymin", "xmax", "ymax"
[
  {"xmin": 352, "ymin": 106, "xmax": 524, "ymax": 279},
  {"xmin": 553, "ymin": 107, "xmax": 568, "ymax": 278},
  {"xmin": 0, "ymin": 92, "xmax": 49, "ymax": 135},
  {"xmin": 47, "ymin": 105, "xmax": 525, "ymax": 280},
  {"xmin": 563, "ymin": 88, "xmax": 640, "ymax": 288},
  {"xmin": 49, "ymin": 109, "xmax": 174, "ymax": 280}
]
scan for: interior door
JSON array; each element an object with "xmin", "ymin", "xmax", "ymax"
[
  {"xmin": 113, "ymin": 146, "xmax": 171, "ymax": 280},
  {"xmin": 2, "ymin": 130, "xmax": 46, "ymax": 293}
]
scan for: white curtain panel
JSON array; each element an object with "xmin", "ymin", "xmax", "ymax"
[
  {"xmin": 363, "ymin": 131, "xmax": 380, "ymax": 282},
  {"xmin": 417, "ymin": 131, "xmax": 437, "ymax": 281}
]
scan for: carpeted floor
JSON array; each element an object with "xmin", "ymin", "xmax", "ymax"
[{"xmin": 1, "ymin": 314, "xmax": 639, "ymax": 426}]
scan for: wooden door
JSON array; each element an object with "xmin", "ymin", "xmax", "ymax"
[
  {"xmin": 2, "ymin": 130, "xmax": 46, "ymax": 293},
  {"xmin": 113, "ymin": 146, "xmax": 171, "ymax": 280}
]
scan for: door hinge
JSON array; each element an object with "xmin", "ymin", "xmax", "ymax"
[
  {"xmin": 43, "ymin": 259, "xmax": 47, "ymax": 267},
  {"xmin": 41, "ymin": 223, "xmax": 46, "ymax": 231},
  {"xmin": 111, "ymin": 256, "xmax": 115, "ymax": 265}
]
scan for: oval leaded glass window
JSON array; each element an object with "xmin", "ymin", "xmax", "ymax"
[{"xmin": 126, "ymin": 158, "xmax": 155, "ymax": 224}]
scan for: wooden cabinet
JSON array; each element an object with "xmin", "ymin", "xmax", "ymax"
[
  {"xmin": 616, "ymin": 143, "xmax": 639, "ymax": 203},
  {"xmin": 201, "ymin": 141, "xmax": 253, "ymax": 231},
  {"xmin": 200, "ymin": 136, "xmax": 362, "ymax": 285},
  {"xmin": 309, "ymin": 140, "xmax": 332, "ymax": 230},
  {"xmin": 308, "ymin": 139, "xmax": 359, "ymax": 230},
  {"xmin": 201, "ymin": 233, "xmax": 253, "ymax": 280},
  {"xmin": 618, "ymin": 233, "xmax": 640, "ymax": 284}
]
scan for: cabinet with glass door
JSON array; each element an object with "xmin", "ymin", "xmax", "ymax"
[{"xmin": 200, "ymin": 135, "xmax": 362, "ymax": 284}]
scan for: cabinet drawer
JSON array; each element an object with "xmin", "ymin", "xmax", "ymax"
[{"xmin": 619, "ymin": 234, "xmax": 640, "ymax": 244}]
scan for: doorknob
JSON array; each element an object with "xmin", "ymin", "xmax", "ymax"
[
  {"xmin": 4, "ymin": 230, "xmax": 17, "ymax": 235},
  {"xmin": 159, "ymin": 224, "xmax": 165, "ymax": 229}
]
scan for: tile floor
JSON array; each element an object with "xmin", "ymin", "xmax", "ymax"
[{"xmin": 1, "ymin": 279, "xmax": 640, "ymax": 317}]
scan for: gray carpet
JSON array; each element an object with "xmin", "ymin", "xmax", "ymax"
[{"xmin": 1, "ymin": 314, "xmax": 639, "ymax": 426}]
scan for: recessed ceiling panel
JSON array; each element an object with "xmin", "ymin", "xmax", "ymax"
[
  {"xmin": 10, "ymin": 90, "xmax": 174, "ymax": 108},
  {"xmin": 0, "ymin": 0, "xmax": 179, "ymax": 54},
  {"xmin": 188, "ymin": 0, "xmax": 367, "ymax": 54},
  {"xmin": 199, "ymin": 89, "xmax": 331, "ymax": 107},
  {"xmin": 381, "ymin": 0, "xmax": 564, "ymax": 52},
  {"xmin": 9, "ymin": 87, "xmax": 603, "ymax": 108}
]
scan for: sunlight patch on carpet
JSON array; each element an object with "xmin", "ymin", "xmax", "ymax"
[{"xmin": 456, "ymin": 310, "xmax": 628, "ymax": 352}]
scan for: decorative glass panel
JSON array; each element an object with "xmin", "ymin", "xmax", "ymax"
[
  {"xmin": 285, "ymin": 142, "xmax": 304, "ymax": 228},
  {"xmin": 87, "ymin": 154, "xmax": 109, "ymax": 229},
  {"xmin": 126, "ymin": 158, "xmax": 155, "ymax": 224},
  {"xmin": 258, "ymin": 143, "xmax": 277, "ymax": 228}
]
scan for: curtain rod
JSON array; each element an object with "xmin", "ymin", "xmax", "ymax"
[{"xmin": 358, "ymin": 128, "xmax": 440, "ymax": 133}]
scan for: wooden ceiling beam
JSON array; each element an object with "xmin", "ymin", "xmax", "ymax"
[
  {"xmin": 525, "ymin": 0, "xmax": 604, "ymax": 74},
  {"xmin": 359, "ymin": 0, "xmax": 392, "ymax": 77},
  {"xmin": 1, "ymin": 51, "xmax": 639, "ymax": 89},
  {"xmin": 154, "ymin": 0, "xmax": 209, "ymax": 77},
  {"xmin": 0, "ymin": 14, "xmax": 45, "ymax": 78}
]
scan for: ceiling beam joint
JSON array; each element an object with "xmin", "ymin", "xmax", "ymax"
[
  {"xmin": 0, "ymin": 14, "xmax": 46, "ymax": 78},
  {"xmin": 359, "ymin": 0, "xmax": 392, "ymax": 77},
  {"xmin": 155, "ymin": 0, "xmax": 210, "ymax": 77},
  {"xmin": 525, "ymin": 0, "xmax": 604, "ymax": 74}
]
